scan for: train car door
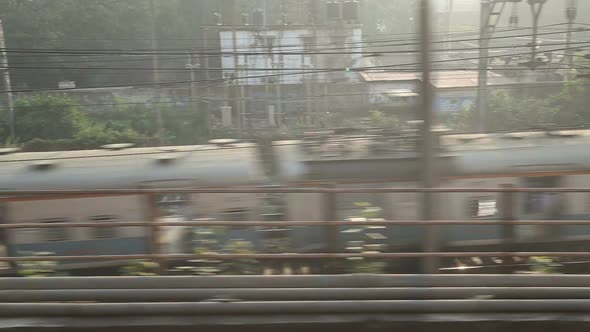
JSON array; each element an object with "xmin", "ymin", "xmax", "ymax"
[{"xmin": 519, "ymin": 176, "xmax": 563, "ymax": 240}]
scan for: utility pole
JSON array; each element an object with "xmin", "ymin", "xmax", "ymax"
[
  {"xmin": 0, "ymin": 19, "xmax": 14, "ymax": 141},
  {"xmin": 419, "ymin": 0, "xmax": 437, "ymax": 274},
  {"xmin": 528, "ymin": 0, "xmax": 547, "ymax": 68},
  {"xmin": 304, "ymin": 64, "xmax": 313, "ymax": 126},
  {"xmin": 447, "ymin": 0, "xmax": 453, "ymax": 50},
  {"xmin": 201, "ymin": 27, "xmax": 211, "ymax": 138},
  {"xmin": 476, "ymin": 0, "xmax": 513, "ymax": 132},
  {"xmin": 565, "ymin": 0, "xmax": 578, "ymax": 79},
  {"xmin": 149, "ymin": 0, "xmax": 164, "ymax": 146},
  {"xmin": 186, "ymin": 52, "xmax": 202, "ymax": 135}
]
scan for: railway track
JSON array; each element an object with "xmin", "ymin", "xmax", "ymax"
[{"xmin": 3, "ymin": 275, "xmax": 590, "ymax": 331}]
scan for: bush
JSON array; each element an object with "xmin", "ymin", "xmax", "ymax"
[
  {"xmin": 369, "ymin": 110, "xmax": 400, "ymax": 129},
  {"xmin": 22, "ymin": 128, "xmax": 154, "ymax": 152},
  {"xmin": 13, "ymin": 94, "xmax": 87, "ymax": 142}
]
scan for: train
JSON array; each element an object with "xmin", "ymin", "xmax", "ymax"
[{"xmin": 1, "ymin": 127, "xmax": 590, "ymax": 272}]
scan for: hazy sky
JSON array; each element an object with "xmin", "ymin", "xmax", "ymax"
[{"xmin": 431, "ymin": 0, "xmax": 590, "ymax": 27}]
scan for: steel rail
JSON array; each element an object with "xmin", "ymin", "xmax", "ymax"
[
  {"xmin": 4, "ymin": 300, "xmax": 590, "ymax": 316},
  {"xmin": 6, "ymin": 287, "xmax": 590, "ymax": 302},
  {"xmin": 0, "ymin": 187, "xmax": 589, "ymax": 197},
  {"xmin": 3, "ymin": 275, "xmax": 590, "ymax": 290},
  {"xmin": 4, "ymin": 219, "xmax": 590, "ymax": 229},
  {"xmin": 0, "ymin": 252, "xmax": 589, "ymax": 262}
]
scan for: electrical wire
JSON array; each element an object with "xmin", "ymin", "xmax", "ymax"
[
  {"xmin": 4, "ymin": 41, "xmax": 589, "ymax": 73},
  {"xmin": 2, "ymin": 43, "xmax": 588, "ymax": 94},
  {"xmin": 1, "ymin": 27, "xmax": 585, "ymax": 57}
]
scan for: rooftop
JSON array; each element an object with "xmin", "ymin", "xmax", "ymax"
[{"xmin": 361, "ymin": 70, "xmax": 519, "ymax": 89}]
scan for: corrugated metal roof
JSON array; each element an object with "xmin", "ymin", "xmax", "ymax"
[
  {"xmin": 360, "ymin": 72, "xmax": 420, "ymax": 82},
  {"xmin": 361, "ymin": 70, "xmax": 518, "ymax": 89}
]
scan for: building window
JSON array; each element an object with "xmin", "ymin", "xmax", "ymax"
[
  {"xmin": 469, "ymin": 198, "xmax": 498, "ymax": 218},
  {"xmin": 41, "ymin": 218, "xmax": 69, "ymax": 242},
  {"xmin": 90, "ymin": 215, "xmax": 117, "ymax": 239}
]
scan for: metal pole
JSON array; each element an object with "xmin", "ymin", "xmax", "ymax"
[
  {"xmin": 240, "ymin": 83, "xmax": 246, "ymax": 130},
  {"xmin": 145, "ymin": 193, "xmax": 164, "ymax": 274},
  {"xmin": 187, "ymin": 53, "xmax": 206, "ymax": 140},
  {"xmin": 149, "ymin": 0, "xmax": 164, "ymax": 146},
  {"xmin": 447, "ymin": 0, "xmax": 454, "ymax": 50},
  {"xmin": 0, "ymin": 19, "xmax": 14, "ymax": 141},
  {"xmin": 187, "ymin": 52, "xmax": 197, "ymax": 111},
  {"xmin": 528, "ymin": 0, "xmax": 547, "ymax": 68},
  {"xmin": 323, "ymin": 190, "xmax": 340, "ymax": 254},
  {"xmin": 565, "ymin": 0, "xmax": 577, "ymax": 79},
  {"xmin": 476, "ymin": 0, "xmax": 491, "ymax": 133},
  {"xmin": 202, "ymin": 28, "xmax": 211, "ymax": 138},
  {"xmin": 275, "ymin": 71, "xmax": 283, "ymax": 126},
  {"xmin": 419, "ymin": 0, "xmax": 438, "ymax": 274},
  {"xmin": 500, "ymin": 183, "xmax": 515, "ymax": 273},
  {"xmin": 305, "ymin": 67, "xmax": 313, "ymax": 126}
]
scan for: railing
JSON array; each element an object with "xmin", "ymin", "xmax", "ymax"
[{"xmin": 1, "ymin": 186, "xmax": 590, "ymax": 273}]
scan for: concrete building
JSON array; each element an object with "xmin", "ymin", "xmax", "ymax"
[{"xmin": 208, "ymin": 1, "xmax": 369, "ymax": 128}]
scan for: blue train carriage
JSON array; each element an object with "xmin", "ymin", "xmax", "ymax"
[
  {"xmin": 442, "ymin": 130, "xmax": 590, "ymax": 247},
  {"xmin": 283, "ymin": 129, "xmax": 590, "ymax": 259},
  {"xmin": 0, "ymin": 141, "xmax": 271, "ymax": 271}
]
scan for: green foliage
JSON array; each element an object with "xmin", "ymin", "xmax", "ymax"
[
  {"xmin": 0, "ymin": 0, "xmax": 208, "ymax": 88},
  {"xmin": 220, "ymin": 239, "xmax": 260, "ymax": 275},
  {"xmin": 344, "ymin": 202, "xmax": 388, "ymax": 274},
  {"xmin": 16, "ymin": 252, "xmax": 67, "ymax": 278},
  {"xmin": 445, "ymin": 87, "xmax": 590, "ymax": 132},
  {"xmin": 369, "ymin": 110, "xmax": 400, "ymax": 129},
  {"xmin": 120, "ymin": 260, "xmax": 160, "ymax": 276},
  {"xmin": 529, "ymin": 256, "xmax": 562, "ymax": 274},
  {"xmin": 12, "ymin": 94, "xmax": 86, "ymax": 142},
  {"xmin": 74, "ymin": 126, "xmax": 149, "ymax": 149}
]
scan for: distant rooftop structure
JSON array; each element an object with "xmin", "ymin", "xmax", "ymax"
[
  {"xmin": 360, "ymin": 72, "xmax": 420, "ymax": 82},
  {"xmin": 361, "ymin": 71, "xmax": 518, "ymax": 89}
]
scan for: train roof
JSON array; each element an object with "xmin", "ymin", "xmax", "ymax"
[
  {"xmin": 444, "ymin": 130, "xmax": 590, "ymax": 175},
  {"xmin": 0, "ymin": 143, "xmax": 268, "ymax": 190}
]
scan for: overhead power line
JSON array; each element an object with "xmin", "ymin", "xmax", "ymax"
[
  {"xmin": 0, "ymin": 42, "xmax": 589, "ymax": 71},
  {"xmin": 1, "ymin": 42, "xmax": 588, "ymax": 95},
  {"xmin": 3, "ymin": 41, "xmax": 589, "ymax": 72},
  {"xmin": 0, "ymin": 27, "xmax": 586, "ymax": 57}
]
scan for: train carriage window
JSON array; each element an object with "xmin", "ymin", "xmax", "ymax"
[
  {"xmin": 158, "ymin": 193, "xmax": 190, "ymax": 217},
  {"xmin": 90, "ymin": 215, "xmax": 117, "ymax": 239},
  {"xmin": 41, "ymin": 218, "xmax": 69, "ymax": 242},
  {"xmin": 524, "ymin": 177, "xmax": 561, "ymax": 216},
  {"xmin": 221, "ymin": 208, "xmax": 250, "ymax": 230},
  {"xmin": 469, "ymin": 198, "xmax": 498, "ymax": 218}
]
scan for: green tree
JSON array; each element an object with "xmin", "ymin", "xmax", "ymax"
[
  {"xmin": 446, "ymin": 90, "xmax": 562, "ymax": 132},
  {"xmin": 0, "ymin": 0, "xmax": 209, "ymax": 89},
  {"xmin": 12, "ymin": 94, "xmax": 87, "ymax": 142}
]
